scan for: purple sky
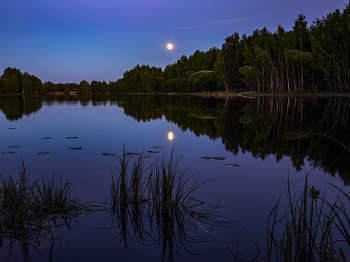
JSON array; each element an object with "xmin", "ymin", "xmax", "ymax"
[{"xmin": 0, "ymin": 0, "xmax": 348, "ymax": 83}]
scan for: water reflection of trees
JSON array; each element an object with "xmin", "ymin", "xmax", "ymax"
[
  {"xmin": 116, "ymin": 95, "xmax": 350, "ymax": 184},
  {"xmin": 1, "ymin": 94, "xmax": 349, "ymax": 183},
  {"xmin": 236, "ymin": 97, "xmax": 350, "ymax": 183},
  {"xmin": 0, "ymin": 96, "xmax": 43, "ymax": 121}
]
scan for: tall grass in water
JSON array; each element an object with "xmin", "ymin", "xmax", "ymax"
[
  {"xmin": 109, "ymin": 146, "xmax": 232, "ymax": 261},
  {"xmin": 266, "ymin": 174, "xmax": 349, "ymax": 261},
  {"xmin": 110, "ymin": 146, "xmax": 205, "ymax": 211},
  {"xmin": 0, "ymin": 161, "xmax": 93, "ymax": 252},
  {"xmin": 324, "ymin": 184, "xmax": 350, "ymax": 259}
]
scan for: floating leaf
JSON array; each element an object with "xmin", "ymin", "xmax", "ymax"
[
  {"xmin": 68, "ymin": 147, "xmax": 82, "ymax": 150},
  {"xmin": 151, "ymin": 146, "xmax": 164, "ymax": 149},
  {"xmin": 124, "ymin": 152, "xmax": 140, "ymax": 156},
  {"xmin": 225, "ymin": 164, "xmax": 240, "ymax": 167},
  {"xmin": 9, "ymin": 145, "xmax": 20, "ymax": 149},
  {"xmin": 8, "ymin": 128, "xmax": 16, "ymax": 130},
  {"xmin": 1, "ymin": 152, "xmax": 15, "ymax": 155},
  {"xmin": 66, "ymin": 137, "xmax": 78, "ymax": 139},
  {"xmin": 201, "ymin": 156, "xmax": 226, "ymax": 160},
  {"xmin": 213, "ymin": 157, "xmax": 226, "ymax": 160},
  {"xmin": 101, "ymin": 153, "xmax": 116, "ymax": 156},
  {"xmin": 43, "ymin": 137, "xmax": 52, "ymax": 139},
  {"xmin": 37, "ymin": 152, "xmax": 50, "ymax": 155},
  {"xmin": 147, "ymin": 151, "xmax": 161, "ymax": 154}
]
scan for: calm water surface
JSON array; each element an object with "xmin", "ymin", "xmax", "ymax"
[{"xmin": 0, "ymin": 95, "xmax": 349, "ymax": 261}]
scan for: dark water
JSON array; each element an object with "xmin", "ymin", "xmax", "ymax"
[{"xmin": 0, "ymin": 95, "xmax": 349, "ymax": 261}]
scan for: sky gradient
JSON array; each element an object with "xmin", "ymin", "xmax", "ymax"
[{"xmin": 1, "ymin": 0, "xmax": 348, "ymax": 83}]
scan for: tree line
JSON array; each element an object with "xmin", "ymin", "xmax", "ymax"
[
  {"xmin": 1, "ymin": 2, "xmax": 349, "ymax": 94},
  {"xmin": 117, "ymin": 2, "xmax": 350, "ymax": 93},
  {"xmin": 0, "ymin": 68, "xmax": 43, "ymax": 94}
]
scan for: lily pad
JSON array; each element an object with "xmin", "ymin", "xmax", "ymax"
[
  {"xmin": 124, "ymin": 152, "xmax": 140, "ymax": 156},
  {"xmin": 68, "ymin": 147, "xmax": 82, "ymax": 150},
  {"xmin": 66, "ymin": 137, "xmax": 78, "ymax": 139},
  {"xmin": 151, "ymin": 146, "xmax": 164, "ymax": 149},
  {"xmin": 201, "ymin": 156, "xmax": 226, "ymax": 160},
  {"xmin": 213, "ymin": 157, "xmax": 226, "ymax": 160},
  {"xmin": 9, "ymin": 145, "xmax": 20, "ymax": 148},
  {"xmin": 225, "ymin": 164, "xmax": 240, "ymax": 167},
  {"xmin": 101, "ymin": 153, "xmax": 116, "ymax": 156},
  {"xmin": 1, "ymin": 152, "xmax": 15, "ymax": 155},
  {"xmin": 37, "ymin": 152, "xmax": 50, "ymax": 155},
  {"xmin": 147, "ymin": 151, "xmax": 161, "ymax": 154},
  {"xmin": 43, "ymin": 137, "xmax": 52, "ymax": 139}
]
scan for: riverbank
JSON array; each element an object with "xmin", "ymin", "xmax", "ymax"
[
  {"xmin": 160, "ymin": 91, "xmax": 350, "ymax": 98},
  {"xmin": 1, "ymin": 91, "xmax": 350, "ymax": 98}
]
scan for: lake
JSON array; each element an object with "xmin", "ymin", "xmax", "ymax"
[{"xmin": 0, "ymin": 94, "xmax": 349, "ymax": 261}]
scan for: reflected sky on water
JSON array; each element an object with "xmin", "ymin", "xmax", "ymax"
[{"xmin": 0, "ymin": 95, "xmax": 349, "ymax": 261}]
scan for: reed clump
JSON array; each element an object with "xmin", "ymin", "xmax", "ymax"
[
  {"xmin": 0, "ymin": 161, "xmax": 92, "ymax": 240},
  {"xmin": 109, "ymin": 146, "xmax": 231, "ymax": 261},
  {"xmin": 266, "ymin": 174, "xmax": 350, "ymax": 261},
  {"xmin": 110, "ymin": 146, "xmax": 205, "ymax": 212}
]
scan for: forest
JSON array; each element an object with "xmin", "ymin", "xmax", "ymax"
[{"xmin": 0, "ymin": 2, "xmax": 349, "ymax": 94}]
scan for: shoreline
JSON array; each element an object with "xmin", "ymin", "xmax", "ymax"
[{"xmin": 0, "ymin": 91, "xmax": 350, "ymax": 98}]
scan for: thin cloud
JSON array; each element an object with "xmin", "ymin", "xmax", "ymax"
[
  {"xmin": 174, "ymin": 4, "xmax": 345, "ymax": 30},
  {"xmin": 174, "ymin": 13, "xmax": 285, "ymax": 30}
]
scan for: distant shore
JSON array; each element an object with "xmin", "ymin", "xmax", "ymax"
[{"xmin": 1, "ymin": 91, "xmax": 350, "ymax": 98}]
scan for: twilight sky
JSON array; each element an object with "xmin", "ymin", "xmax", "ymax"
[{"xmin": 0, "ymin": 0, "xmax": 348, "ymax": 83}]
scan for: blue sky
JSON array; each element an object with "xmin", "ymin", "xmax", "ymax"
[{"xmin": 0, "ymin": 0, "xmax": 348, "ymax": 83}]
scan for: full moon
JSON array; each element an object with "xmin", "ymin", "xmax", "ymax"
[
  {"xmin": 167, "ymin": 44, "xmax": 173, "ymax": 50},
  {"xmin": 168, "ymin": 132, "xmax": 174, "ymax": 140}
]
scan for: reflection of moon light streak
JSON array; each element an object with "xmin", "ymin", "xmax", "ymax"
[{"xmin": 168, "ymin": 132, "xmax": 174, "ymax": 140}]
